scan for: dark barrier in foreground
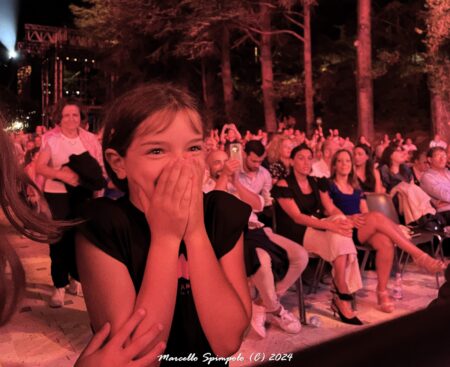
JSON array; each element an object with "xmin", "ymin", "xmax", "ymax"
[
  {"xmin": 262, "ymin": 265, "xmax": 450, "ymax": 367},
  {"xmin": 261, "ymin": 293, "xmax": 450, "ymax": 367}
]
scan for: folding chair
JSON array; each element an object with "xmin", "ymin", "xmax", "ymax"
[{"xmin": 365, "ymin": 193, "xmax": 441, "ymax": 288}]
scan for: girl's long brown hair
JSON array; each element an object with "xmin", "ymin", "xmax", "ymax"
[{"xmin": 0, "ymin": 114, "xmax": 65, "ymax": 326}]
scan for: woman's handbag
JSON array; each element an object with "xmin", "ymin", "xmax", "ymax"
[{"xmin": 413, "ymin": 213, "xmax": 446, "ymax": 233}]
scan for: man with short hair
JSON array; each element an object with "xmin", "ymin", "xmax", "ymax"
[
  {"xmin": 311, "ymin": 139, "xmax": 339, "ymax": 178},
  {"xmin": 429, "ymin": 134, "xmax": 448, "ymax": 150},
  {"xmin": 203, "ymin": 141, "xmax": 308, "ymax": 338},
  {"xmin": 420, "ymin": 147, "xmax": 450, "ymax": 224}
]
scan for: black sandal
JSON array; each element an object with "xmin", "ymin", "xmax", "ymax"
[{"xmin": 331, "ymin": 287, "xmax": 363, "ymax": 325}]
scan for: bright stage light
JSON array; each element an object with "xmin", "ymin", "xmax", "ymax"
[
  {"xmin": 9, "ymin": 49, "xmax": 17, "ymax": 59},
  {"xmin": 0, "ymin": 0, "xmax": 18, "ymax": 60}
]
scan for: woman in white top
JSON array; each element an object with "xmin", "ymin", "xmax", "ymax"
[{"xmin": 36, "ymin": 98, "xmax": 104, "ymax": 307}]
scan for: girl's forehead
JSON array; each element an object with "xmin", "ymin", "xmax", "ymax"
[{"xmin": 135, "ymin": 109, "xmax": 203, "ymax": 138}]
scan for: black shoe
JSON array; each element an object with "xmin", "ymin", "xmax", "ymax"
[
  {"xmin": 331, "ymin": 298, "xmax": 363, "ymax": 325},
  {"xmin": 331, "ymin": 286, "xmax": 363, "ymax": 325}
]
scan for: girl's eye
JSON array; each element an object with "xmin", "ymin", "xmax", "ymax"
[
  {"xmin": 189, "ymin": 145, "xmax": 203, "ymax": 152},
  {"xmin": 148, "ymin": 148, "xmax": 164, "ymax": 155}
]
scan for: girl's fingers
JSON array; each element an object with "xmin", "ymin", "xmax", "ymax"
[
  {"xmin": 110, "ymin": 309, "xmax": 147, "ymax": 347},
  {"xmin": 172, "ymin": 164, "xmax": 194, "ymax": 204},
  {"xmin": 153, "ymin": 160, "xmax": 176, "ymax": 198},
  {"xmin": 180, "ymin": 177, "xmax": 193, "ymax": 211},
  {"xmin": 132, "ymin": 341, "xmax": 166, "ymax": 367},
  {"xmin": 191, "ymin": 157, "xmax": 205, "ymax": 192},
  {"xmin": 124, "ymin": 323, "xmax": 164, "ymax": 360},
  {"xmin": 81, "ymin": 322, "xmax": 111, "ymax": 357},
  {"xmin": 160, "ymin": 160, "xmax": 184, "ymax": 198}
]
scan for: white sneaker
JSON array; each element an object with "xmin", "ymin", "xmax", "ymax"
[
  {"xmin": 267, "ymin": 306, "xmax": 301, "ymax": 334},
  {"xmin": 251, "ymin": 303, "xmax": 267, "ymax": 338},
  {"xmin": 49, "ymin": 287, "xmax": 65, "ymax": 308},
  {"xmin": 67, "ymin": 278, "xmax": 82, "ymax": 296}
]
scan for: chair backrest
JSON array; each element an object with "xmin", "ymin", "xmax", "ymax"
[{"xmin": 365, "ymin": 193, "xmax": 400, "ymax": 224}]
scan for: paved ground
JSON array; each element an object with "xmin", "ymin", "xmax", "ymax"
[{"xmin": 0, "ymin": 215, "xmax": 445, "ymax": 367}]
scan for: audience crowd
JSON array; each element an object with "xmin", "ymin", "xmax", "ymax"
[{"xmin": 5, "ymin": 101, "xmax": 450, "ymax": 354}]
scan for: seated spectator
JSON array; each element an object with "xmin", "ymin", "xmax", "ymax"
[
  {"xmin": 272, "ymin": 144, "xmax": 363, "ymax": 325},
  {"xmin": 307, "ymin": 129, "xmax": 323, "ymax": 152},
  {"xmin": 204, "ymin": 136, "xmax": 218, "ymax": 153},
  {"xmin": 265, "ymin": 135, "xmax": 293, "ymax": 185},
  {"xmin": 429, "ymin": 133, "xmax": 448, "ymax": 150},
  {"xmin": 258, "ymin": 129, "xmax": 269, "ymax": 146},
  {"xmin": 411, "ymin": 150, "xmax": 429, "ymax": 186},
  {"xmin": 342, "ymin": 137, "xmax": 354, "ymax": 151},
  {"xmin": 293, "ymin": 130, "xmax": 306, "ymax": 146},
  {"xmin": 353, "ymin": 144, "xmax": 385, "ymax": 193},
  {"xmin": 322, "ymin": 150, "xmax": 445, "ymax": 313},
  {"xmin": 379, "ymin": 144, "xmax": 413, "ymax": 193},
  {"xmin": 34, "ymin": 125, "xmax": 45, "ymax": 137},
  {"xmin": 403, "ymin": 137, "xmax": 418, "ymax": 156},
  {"xmin": 358, "ymin": 135, "xmax": 371, "ymax": 148},
  {"xmin": 204, "ymin": 143, "xmax": 308, "ymax": 338},
  {"xmin": 34, "ymin": 135, "xmax": 42, "ymax": 149},
  {"xmin": 24, "ymin": 139, "xmax": 35, "ymax": 155},
  {"xmin": 393, "ymin": 132, "xmax": 404, "ymax": 146},
  {"xmin": 374, "ymin": 134, "xmax": 390, "ymax": 162},
  {"xmin": 24, "ymin": 146, "xmax": 40, "ymax": 168},
  {"xmin": 420, "ymin": 147, "xmax": 450, "ymax": 224},
  {"xmin": 220, "ymin": 122, "xmax": 242, "ymax": 147},
  {"xmin": 11, "ymin": 133, "xmax": 25, "ymax": 164},
  {"xmin": 330, "ymin": 129, "xmax": 340, "ymax": 144},
  {"xmin": 311, "ymin": 139, "xmax": 338, "ymax": 178},
  {"xmin": 24, "ymin": 148, "xmax": 46, "ymax": 213}
]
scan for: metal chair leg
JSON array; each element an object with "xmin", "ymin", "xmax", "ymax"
[
  {"xmin": 311, "ymin": 258, "xmax": 325, "ymax": 294},
  {"xmin": 295, "ymin": 277, "xmax": 306, "ymax": 324},
  {"xmin": 360, "ymin": 250, "xmax": 370, "ymax": 276}
]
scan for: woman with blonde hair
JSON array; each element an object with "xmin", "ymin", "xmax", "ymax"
[{"xmin": 266, "ymin": 134, "xmax": 294, "ymax": 184}]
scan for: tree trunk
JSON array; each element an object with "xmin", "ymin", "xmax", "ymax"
[
  {"xmin": 259, "ymin": 2, "xmax": 277, "ymax": 133},
  {"xmin": 221, "ymin": 25, "xmax": 233, "ymax": 121},
  {"xmin": 356, "ymin": 0, "xmax": 374, "ymax": 141},
  {"xmin": 201, "ymin": 58, "xmax": 208, "ymax": 106},
  {"xmin": 430, "ymin": 90, "xmax": 450, "ymax": 143},
  {"xmin": 425, "ymin": 2, "xmax": 450, "ymax": 143},
  {"xmin": 201, "ymin": 58, "xmax": 216, "ymax": 131},
  {"xmin": 303, "ymin": 1, "xmax": 314, "ymax": 136}
]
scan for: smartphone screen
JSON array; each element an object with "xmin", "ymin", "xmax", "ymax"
[{"xmin": 229, "ymin": 143, "xmax": 243, "ymax": 170}]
